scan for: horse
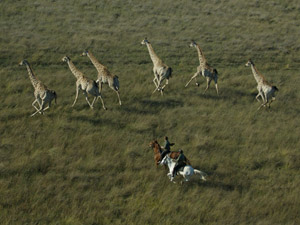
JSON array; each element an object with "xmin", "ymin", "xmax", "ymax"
[
  {"xmin": 149, "ymin": 140, "xmax": 191, "ymax": 167},
  {"xmin": 160, "ymin": 155, "xmax": 207, "ymax": 183}
]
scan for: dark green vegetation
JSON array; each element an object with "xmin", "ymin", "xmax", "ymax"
[{"xmin": 1, "ymin": 0, "xmax": 300, "ymax": 224}]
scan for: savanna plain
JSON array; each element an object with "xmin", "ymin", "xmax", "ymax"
[{"xmin": 0, "ymin": 0, "xmax": 300, "ymax": 224}]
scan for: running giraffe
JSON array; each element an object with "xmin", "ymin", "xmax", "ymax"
[
  {"xmin": 62, "ymin": 56, "xmax": 106, "ymax": 110},
  {"xmin": 245, "ymin": 59, "xmax": 265, "ymax": 103},
  {"xmin": 186, "ymin": 40, "xmax": 219, "ymax": 95},
  {"xmin": 81, "ymin": 50, "xmax": 121, "ymax": 105},
  {"xmin": 19, "ymin": 60, "xmax": 57, "ymax": 117},
  {"xmin": 141, "ymin": 38, "xmax": 172, "ymax": 95},
  {"xmin": 245, "ymin": 59, "xmax": 278, "ymax": 109}
]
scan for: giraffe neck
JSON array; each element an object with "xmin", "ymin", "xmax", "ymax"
[
  {"xmin": 87, "ymin": 52, "xmax": 105, "ymax": 73},
  {"xmin": 67, "ymin": 60, "xmax": 83, "ymax": 79},
  {"xmin": 250, "ymin": 64, "xmax": 264, "ymax": 84},
  {"xmin": 196, "ymin": 44, "xmax": 207, "ymax": 68},
  {"xmin": 25, "ymin": 63, "xmax": 39, "ymax": 89},
  {"xmin": 146, "ymin": 43, "xmax": 162, "ymax": 66}
]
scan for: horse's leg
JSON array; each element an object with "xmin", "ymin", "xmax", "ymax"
[{"xmin": 155, "ymin": 159, "xmax": 159, "ymax": 168}]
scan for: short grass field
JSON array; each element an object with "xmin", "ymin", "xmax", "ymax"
[{"xmin": 1, "ymin": 0, "xmax": 300, "ymax": 224}]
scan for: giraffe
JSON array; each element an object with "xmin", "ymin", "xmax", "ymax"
[
  {"xmin": 185, "ymin": 40, "xmax": 219, "ymax": 95},
  {"xmin": 62, "ymin": 56, "xmax": 106, "ymax": 110},
  {"xmin": 245, "ymin": 59, "xmax": 265, "ymax": 103},
  {"xmin": 141, "ymin": 38, "xmax": 172, "ymax": 95},
  {"xmin": 245, "ymin": 59, "xmax": 278, "ymax": 109},
  {"xmin": 19, "ymin": 60, "xmax": 57, "ymax": 117},
  {"xmin": 81, "ymin": 50, "xmax": 122, "ymax": 105}
]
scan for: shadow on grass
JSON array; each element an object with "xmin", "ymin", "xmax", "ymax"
[
  {"xmin": 178, "ymin": 178, "xmax": 244, "ymax": 193},
  {"xmin": 140, "ymin": 98, "xmax": 184, "ymax": 108},
  {"xmin": 198, "ymin": 87, "xmax": 254, "ymax": 102},
  {"xmin": 120, "ymin": 99, "xmax": 184, "ymax": 115},
  {"xmin": 202, "ymin": 180, "xmax": 240, "ymax": 192},
  {"xmin": 70, "ymin": 114, "xmax": 125, "ymax": 129},
  {"xmin": 177, "ymin": 170, "xmax": 248, "ymax": 193},
  {"xmin": 0, "ymin": 112, "xmax": 25, "ymax": 121}
]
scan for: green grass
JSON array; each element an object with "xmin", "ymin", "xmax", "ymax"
[{"xmin": 1, "ymin": 0, "xmax": 300, "ymax": 224}]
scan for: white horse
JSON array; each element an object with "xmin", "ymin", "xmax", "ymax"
[{"xmin": 160, "ymin": 155, "xmax": 207, "ymax": 183}]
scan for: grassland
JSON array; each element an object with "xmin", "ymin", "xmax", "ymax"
[{"xmin": 0, "ymin": 0, "xmax": 300, "ymax": 224}]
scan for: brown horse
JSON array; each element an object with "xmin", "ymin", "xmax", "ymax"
[{"xmin": 149, "ymin": 140, "xmax": 191, "ymax": 167}]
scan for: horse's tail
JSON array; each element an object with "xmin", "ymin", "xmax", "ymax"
[
  {"xmin": 194, "ymin": 169, "xmax": 207, "ymax": 181},
  {"xmin": 185, "ymin": 158, "xmax": 191, "ymax": 166}
]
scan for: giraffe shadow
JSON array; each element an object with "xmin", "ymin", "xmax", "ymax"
[
  {"xmin": 70, "ymin": 114, "xmax": 125, "ymax": 129},
  {"xmin": 200, "ymin": 87, "xmax": 255, "ymax": 102},
  {"xmin": 140, "ymin": 99, "xmax": 184, "ymax": 108},
  {"xmin": 120, "ymin": 105, "xmax": 154, "ymax": 115},
  {"xmin": 120, "ymin": 99, "xmax": 184, "ymax": 115}
]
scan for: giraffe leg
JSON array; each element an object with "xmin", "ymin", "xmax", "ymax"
[
  {"xmin": 40, "ymin": 100, "xmax": 51, "ymax": 112},
  {"xmin": 267, "ymin": 96, "xmax": 274, "ymax": 108},
  {"xmin": 83, "ymin": 91, "xmax": 93, "ymax": 109},
  {"xmin": 40, "ymin": 95, "xmax": 52, "ymax": 112},
  {"xmin": 91, "ymin": 97, "xmax": 97, "ymax": 106},
  {"xmin": 152, "ymin": 80, "xmax": 161, "ymax": 94},
  {"xmin": 152, "ymin": 86, "xmax": 159, "ymax": 94},
  {"xmin": 203, "ymin": 78, "xmax": 211, "ymax": 94},
  {"xmin": 153, "ymin": 81, "xmax": 162, "ymax": 94},
  {"xmin": 195, "ymin": 77, "xmax": 199, "ymax": 87},
  {"xmin": 215, "ymin": 82, "xmax": 219, "ymax": 95},
  {"xmin": 31, "ymin": 99, "xmax": 43, "ymax": 116},
  {"xmin": 115, "ymin": 90, "xmax": 122, "ymax": 105},
  {"xmin": 153, "ymin": 77, "xmax": 159, "ymax": 88},
  {"xmin": 42, "ymin": 106, "xmax": 50, "ymax": 112},
  {"xmin": 161, "ymin": 79, "xmax": 169, "ymax": 90},
  {"xmin": 32, "ymin": 99, "xmax": 40, "ymax": 112},
  {"xmin": 154, "ymin": 73, "xmax": 161, "ymax": 87},
  {"xmin": 97, "ymin": 95, "xmax": 107, "ymax": 110},
  {"xmin": 152, "ymin": 77, "xmax": 159, "ymax": 94},
  {"xmin": 40, "ymin": 101, "xmax": 47, "ymax": 115},
  {"xmin": 40, "ymin": 95, "xmax": 55, "ymax": 113},
  {"xmin": 72, "ymin": 86, "xmax": 80, "ymax": 107},
  {"xmin": 257, "ymin": 90, "xmax": 266, "ymax": 103},
  {"xmin": 159, "ymin": 78, "xmax": 166, "ymax": 95},
  {"xmin": 185, "ymin": 72, "xmax": 200, "ymax": 87},
  {"xmin": 256, "ymin": 93, "xmax": 262, "ymax": 103},
  {"xmin": 257, "ymin": 103, "xmax": 265, "ymax": 111},
  {"xmin": 31, "ymin": 100, "xmax": 46, "ymax": 117},
  {"xmin": 257, "ymin": 95, "xmax": 268, "ymax": 110},
  {"xmin": 31, "ymin": 110, "xmax": 41, "ymax": 117},
  {"xmin": 269, "ymin": 97, "xmax": 275, "ymax": 107}
]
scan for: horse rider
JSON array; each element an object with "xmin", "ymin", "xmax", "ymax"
[
  {"xmin": 160, "ymin": 136, "xmax": 175, "ymax": 162},
  {"xmin": 171, "ymin": 149, "xmax": 187, "ymax": 179}
]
